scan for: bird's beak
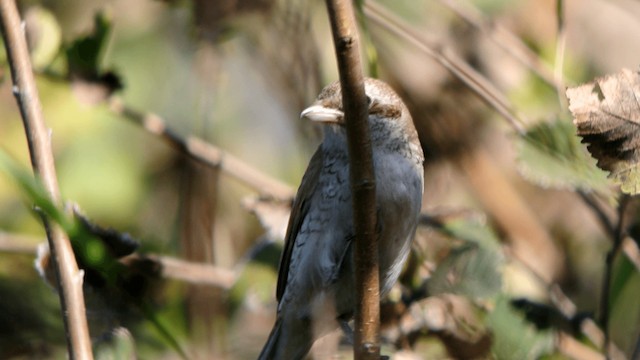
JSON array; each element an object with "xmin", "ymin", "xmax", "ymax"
[{"xmin": 300, "ymin": 105, "xmax": 344, "ymax": 125}]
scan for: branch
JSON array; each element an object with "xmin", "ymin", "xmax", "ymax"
[
  {"xmin": 0, "ymin": 231, "xmax": 42, "ymax": 254},
  {"xmin": 577, "ymin": 191, "xmax": 640, "ymax": 273},
  {"xmin": 108, "ymin": 97, "xmax": 295, "ymax": 201},
  {"xmin": 325, "ymin": 0, "xmax": 380, "ymax": 359},
  {"xmin": 363, "ymin": 1, "xmax": 526, "ymax": 135},
  {"xmin": 0, "ymin": 2, "xmax": 93, "ymax": 359},
  {"xmin": 421, "ymin": 218, "xmax": 625, "ymax": 358},
  {"xmin": 0, "ymin": 231, "xmax": 236, "ymax": 290},
  {"xmin": 600, "ymin": 194, "xmax": 632, "ymax": 359},
  {"xmin": 134, "ymin": 254, "xmax": 236, "ymax": 289},
  {"xmin": 435, "ymin": 0, "xmax": 558, "ymax": 89}
]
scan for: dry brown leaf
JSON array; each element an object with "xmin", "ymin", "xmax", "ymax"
[{"xmin": 566, "ymin": 68, "xmax": 640, "ymax": 194}]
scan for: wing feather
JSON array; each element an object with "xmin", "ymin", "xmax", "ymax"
[{"xmin": 276, "ymin": 146, "xmax": 324, "ymax": 302}]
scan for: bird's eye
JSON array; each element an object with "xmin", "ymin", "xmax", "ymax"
[{"xmin": 365, "ymin": 96, "xmax": 372, "ymax": 106}]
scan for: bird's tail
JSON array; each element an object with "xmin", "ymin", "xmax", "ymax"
[
  {"xmin": 257, "ymin": 316, "xmax": 313, "ymax": 360},
  {"xmin": 257, "ymin": 318, "xmax": 282, "ymax": 360}
]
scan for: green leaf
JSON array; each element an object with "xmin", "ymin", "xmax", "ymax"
[
  {"xmin": 0, "ymin": 150, "xmax": 187, "ymax": 358},
  {"xmin": 608, "ymin": 259, "xmax": 640, "ymax": 354},
  {"xmin": 517, "ymin": 119, "xmax": 611, "ymax": 193},
  {"xmin": 609, "ymin": 254, "xmax": 636, "ymax": 313},
  {"xmin": 65, "ymin": 13, "xmax": 111, "ymax": 77},
  {"xmin": 428, "ymin": 219, "xmax": 505, "ymax": 300},
  {"xmin": 487, "ymin": 295, "xmax": 554, "ymax": 359},
  {"xmin": 63, "ymin": 12, "xmax": 123, "ymax": 100},
  {"xmin": 0, "ymin": 150, "xmax": 72, "ymax": 230}
]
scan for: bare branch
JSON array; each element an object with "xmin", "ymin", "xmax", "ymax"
[
  {"xmin": 324, "ymin": 0, "xmax": 380, "ymax": 358},
  {"xmin": 600, "ymin": 194, "xmax": 633, "ymax": 359},
  {"xmin": 435, "ymin": 0, "xmax": 558, "ymax": 89},
  {"xmin": 364, "ymin": 1, "xmax": 526, "ymax": 135},
  {"xmin": 556, "ymin": 332, "xmax": 607, "ymax": 360},
  {"xmin": 136, "ymin": 254, "xmax": 236, "ymax": 290},
  {"xmin": 0, "ymin": 231, "xmax": 41, "ymax": 253},
  {"xmin": 0, "ymin": 1, "xmax": 93, "ymax": 359},
  {"xmin": 108, "ymin": 96, "xmax": 295, "ymax": 201},
  {"xmin": 0, "ymin": 231, "xmax": 236, "ymax": 289}
]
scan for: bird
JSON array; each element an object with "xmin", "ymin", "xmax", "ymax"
[{"xmin": 258, "ymin": 78, "xmax": 424, "ymax": 360}]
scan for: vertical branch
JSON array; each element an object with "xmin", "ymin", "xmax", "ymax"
[
  {"xmin": 324, "ymin": 0, "xmax": 380, "ymax": 359},
  {"xmin": 600, "ymin": 194, "xmax": 631, "ymax": 360},
  {"xmin": 180, "ymin": 160, "xmax": 224, "ymax": 357},
  {"xmin": 0, "ymin": 1, "xmax": 93, "ymax": 359}
]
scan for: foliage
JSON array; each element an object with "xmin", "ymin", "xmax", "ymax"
[
  {"xmin": 1, "ymin": 0, "xmax": 639, "ymax": 359},
  {"xmin": 517, "ymin": 119, "xmax": 610, "ymax": 193}
]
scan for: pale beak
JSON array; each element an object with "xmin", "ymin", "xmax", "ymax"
[{"xmin": 300, "ymin": 105, "xmax": 344, "ymax": 124}]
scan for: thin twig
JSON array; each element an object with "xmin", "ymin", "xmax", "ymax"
[
  {"xmin": 422, "ymin": 217, "xmax": 625, "ymax": 358},
  {"xmin": 577, "ymin": 190, "xmax": 640, "ymax": 273},
  {"xmin": 0, "ymin": 231, "xmax": 236, "ymax": 289},
  {"xmin": 141, "ymin": 254, "xmax": 236, "ymax": 289},
  {"xmin": 108, "ymin": 96, "xmax": 295, "ymax": 201},
  {"xmin": 325, "ymin": 0, "xmax": 380, "ymax": 358},
  {"xmin": 435, "ymin": 0, "xmax": 558, "ymax": 89},
  {"xmin": 556, "ymin": 332, "xmax": 607, "ymax": 360},
  {"xmin": 364, "ymin": 1, "xmax": 526, "ymax": 135},
  {"xmin": 0, "ymin": 231, "xmax": 42, "ymax": 253},
  {"xmin": 578, "ymin": 191, "xmax": 616, "ymax": 237},
  {"xmin": 0, "ymin": 2, "xmax": 93, "ymax": 359},
  {"xmin": 549, "ymin": 285, "xmax": 626, "ymax": 360}
]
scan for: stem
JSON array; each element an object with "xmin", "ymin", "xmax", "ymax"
[
  {"xmin": 364, "ymin": 1, "xmax": 526, "ymax": 135},
  {"xmin": 435, "ymin": 0, "xmax": 558, "ymax": 89},
  {"xmin": 324, "ymin": 0, "xmax": 380, "ymax": 359},
  {"xmin": 0, "ymin": 1, "xmax": 93, "ymax": 359},
  {"xmin": 599, "ymin": 194, "xmax": 631, "ymax": 359},
  {"xmin": 108, "ymin": 97, "xmax": 295, "ymax": 201}
]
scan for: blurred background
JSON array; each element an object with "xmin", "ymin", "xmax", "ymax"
[{"xmin": 1, "ymin": 0, "xmax": 640, "ymax": 358}]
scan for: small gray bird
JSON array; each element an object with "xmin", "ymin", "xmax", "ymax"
[{"xmin": 258, "ymin": 78, "xmax": 424, "ymax": 360}]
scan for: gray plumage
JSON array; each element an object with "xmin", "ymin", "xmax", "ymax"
[{"xmin": 258, "ymin": 78, "xmax": 424, "ymax": 360}]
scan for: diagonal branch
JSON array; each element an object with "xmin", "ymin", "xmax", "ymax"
[
  {"xmin": 108, "ymin": 97, "xmax": 295, "ymax": 201},
  {"xmin": 364, "ymin": 1, "xmax": 526, "ymax": 135},
  {"xmin": 435, "ymin": 0, "xmax": 558, "ymax": 89},
  {"xmin": 0, "ymin": 1, "xmax": 93, "ymax": 359},
  {"xmin": 325, "ymin": 0, "xmax": 380, "ymax": 359}
]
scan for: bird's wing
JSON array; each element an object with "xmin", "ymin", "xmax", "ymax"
[{"xmin": 276, "ymin": 146, "xmax": 324, "ymax": 302}]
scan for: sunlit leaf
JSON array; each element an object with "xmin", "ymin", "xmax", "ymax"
[
  {"xmin": 517, "ymin": 119, "xmax": 611, "ymax": 193},
  {"xmin": 567, "ymin": 68, "xmax": 640, "ymax": 194},
  {"xmin": 487, "ymin": 295, "xmax": 554, "ymax": 359}
]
